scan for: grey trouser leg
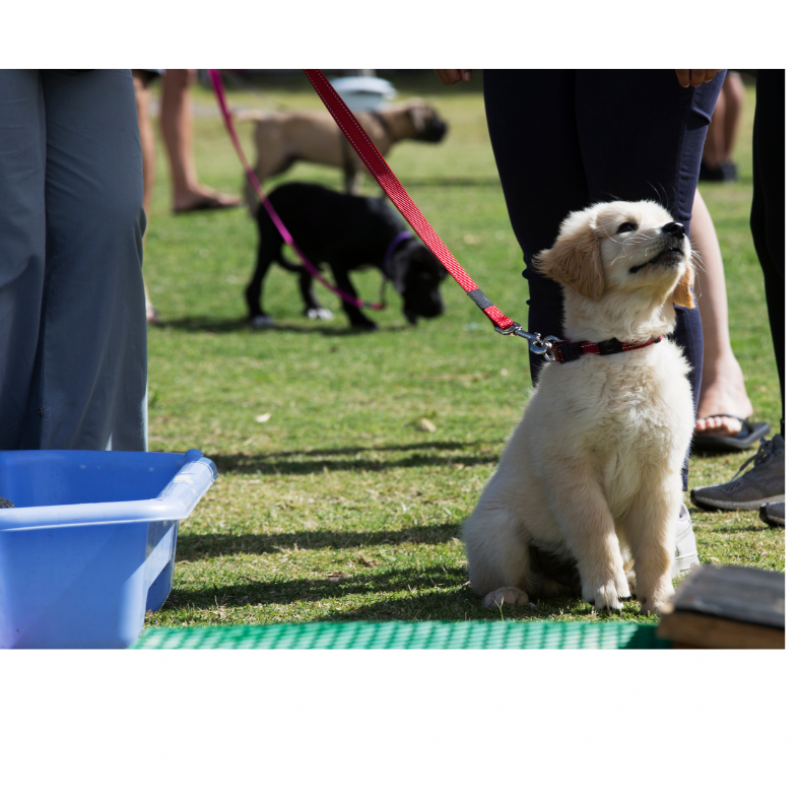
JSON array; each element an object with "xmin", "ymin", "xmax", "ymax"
[{"xmin": 0, "ymin": 69, "xmax": 148, "ymax": 451}]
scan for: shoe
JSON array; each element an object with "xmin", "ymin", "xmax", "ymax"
[
  {"xmin": 691, "ymin": 434, "xmax": 785, "ymax": 511},
  {"xmin": 759, "ymin": 502, "xmax": 785, "ymax": 528},
  {"xmin": 692, "ymin": 416, "xmax": 770, "ymax": 452},
  {"xmin": 672, "ymin": 502, "xmax": 700, "ymax": 578}
]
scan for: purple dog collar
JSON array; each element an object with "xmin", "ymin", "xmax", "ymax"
[{"xmin": 383, "ymin": 231, "xmax": 413, "ymax": 270}]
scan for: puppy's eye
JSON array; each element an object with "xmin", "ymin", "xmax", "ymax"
[{"xmin": 617, "ymin": 221, "xmax": 637, "ymax": 234}]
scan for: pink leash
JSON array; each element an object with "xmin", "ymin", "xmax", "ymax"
[
  {"xmin": 207, "ymin": 68, "xmax": 385, "ymax": 311},
  {"xmin": 211, "ymin": 68, "xmax": 562, "ymax": 354},
  {"xmin": 211, "ymin": 70, "xmax": 666, "ymax": 363}
]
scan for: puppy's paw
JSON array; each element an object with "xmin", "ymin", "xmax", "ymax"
[
  {"xmin": 304, "ymin": 307, "xmax": 334, "ymax": 321},
  {"xmin": 639, "ymin": 597, "xmax": 669, "ymax": 616},
  {"xmin": 583, "ymin": 580, "xmax": 624, "ymax": 612},
  {"xmin": 483, "ymin": 587, "xmax": 530, "ymax": 609},
  {"xmin": 636, "ymin": 572, "xmax": 674, "ymax": 616},
  {"xmin": 639, "ymin": 584, "xmax": 674, "ymax": 616}
]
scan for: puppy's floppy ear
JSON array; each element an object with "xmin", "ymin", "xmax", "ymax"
[
  {"xmin": 672, "ymin": 256, "xmax": 696, "ymax": 309},
  {"xmin": 533, "ymin": 221, "xmax": 604, "ymax": 301}
]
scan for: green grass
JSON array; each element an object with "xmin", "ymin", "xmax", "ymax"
[{"xmin": 142, "ymin": 72, "xmax": 783, "ymax": 631}]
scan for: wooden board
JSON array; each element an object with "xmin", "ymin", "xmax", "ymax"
[{"xmin": 657, "ymin": 565, "xmax": 785, "ymax": 649}]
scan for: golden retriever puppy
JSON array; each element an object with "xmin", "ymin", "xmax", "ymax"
[{"xmin": 462, "ymin": 200, "xmax": 696, "ymax": 615}]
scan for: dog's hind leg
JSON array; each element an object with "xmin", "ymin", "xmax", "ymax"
[
  {"xmin": 344, "ymin": 170, "xmax": 361, "ymax": 195},
  {"xmin": 462, "ymin": 505, "xmax": 533, "ymax": 608},
  {"xmin": 342, "ymin": 141, "xmax": 361, "ymax": 194}
]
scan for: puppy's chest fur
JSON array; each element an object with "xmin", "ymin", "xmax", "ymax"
[{"xmin": 529, "ymin": 342, "xmax": 693, "ymax": 501}]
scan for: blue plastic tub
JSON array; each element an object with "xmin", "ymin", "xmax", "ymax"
[{"xmin": 0, "ymin": 449, "xmax": 217, "ymax": 649}]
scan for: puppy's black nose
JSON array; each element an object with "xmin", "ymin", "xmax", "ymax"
[{"xmin": 662, "ymin": 221, "xmax": 685, "ymax": 238}]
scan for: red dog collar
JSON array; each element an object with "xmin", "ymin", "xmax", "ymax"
[{"xmin": 549, "ymin": 336, "xmax": 663, "ymax": 363}]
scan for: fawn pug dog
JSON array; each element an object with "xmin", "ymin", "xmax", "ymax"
[
  {"xmin": 462, "ymin": 200, "xmax": 696, "ymax": 615},
  {"xmin": 239, "ymin": 100, "xmax": 448, "ymax": 206}
]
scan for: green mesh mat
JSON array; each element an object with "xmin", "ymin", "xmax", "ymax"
[{"xmin": 133, "ymin": 621, "xmax": 669, "ymax": 649}]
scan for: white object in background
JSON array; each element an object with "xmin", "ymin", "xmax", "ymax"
[{"xmin": 329, "ymin": 76, "xmax": 396, "ymax": 112}]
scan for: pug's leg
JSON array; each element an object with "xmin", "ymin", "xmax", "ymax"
[{"xmin": 343, "ymin": 165, "xmax": 361, "ymax": 195}]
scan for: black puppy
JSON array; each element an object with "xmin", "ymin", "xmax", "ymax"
[{"xmin": 245, "ymin": 182, "xmax": 448, "ymax": 330}]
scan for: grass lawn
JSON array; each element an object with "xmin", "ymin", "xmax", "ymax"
[{"xmin": 142, "ymin": 71, "xmax": 783, "ymax": 631}]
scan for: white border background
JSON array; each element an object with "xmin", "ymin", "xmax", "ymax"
[{"xmin": 2, "ymin": 3, "xmax": 795, "ymax": 796}]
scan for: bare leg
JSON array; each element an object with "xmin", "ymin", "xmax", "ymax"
[
  {"xmin": 701, "ymin": 84, "xmax": 726, "ymax": 170},
  {"xmin": 691, "ymin": 189, "xmax": 753, "ymax": 436},
  {"xmin": 721, "ymin": 71, "xmax": 744, "ymax": 162},
  {"xmin": 159, "ymin": 69, "xmax": 240, "ymax": 212},
  {"xmin": 132, "ymin": 70, "xmax": 159, "ymax": 324}
]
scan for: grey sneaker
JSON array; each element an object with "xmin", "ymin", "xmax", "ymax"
[
  {"xmin": 672, "ymin": 502, "xmax": 700, "ymax": 578},
  {"xmin": 691, "ymin": 434, "xmax": 785, "ymax": 511},
  {"xmin": 759, "ymin": 501, "xmax": 785, "ymax": 528}
]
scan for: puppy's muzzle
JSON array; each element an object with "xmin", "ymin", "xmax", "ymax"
[
  {"xmin": 656, "ymin": 221, "xmax": 687, "ymax": 264},
  {"xmin": 630, "ymin": 221, "xmax": 687, "ymax": 273},
  {"xmin": 662, "ymin": 221, "xmax": 685, "ymax": 238}
]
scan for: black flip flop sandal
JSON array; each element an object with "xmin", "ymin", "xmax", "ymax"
[{"xmin": 692, "ymin": 416, "xmax": 771, "ymax": 452}]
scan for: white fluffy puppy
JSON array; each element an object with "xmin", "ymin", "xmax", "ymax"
[{"xmin": 462, "ymin": 200, "xmax": 696, "ymax": 615}]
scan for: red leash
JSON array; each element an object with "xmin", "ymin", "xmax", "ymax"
[
  {"xmin": 302, "ymin": 71, "xmax": 662, "ymax": 363},
  {"xmin": 208, "ymin": 68, "xmax": 385, "ymax": 311},
  {"xmin": 303, "ymin": 69, "xmax": 519, "ymax": 333},
  {"xmin": 211, "ymin": 69, "xmax": 655, "ymax": 363}
]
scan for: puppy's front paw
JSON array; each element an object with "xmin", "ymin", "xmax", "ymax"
[
  {"xmin": 639, "ymin": 582, "xmax": 674, "ymax": 616},
  {"xmin": 583, "ymin": 580, "xmax": 624, "ymax": 612},
  {"xmin": 639, "ymin": 597, "xmax": 669, "ymax": 616},
  {"xmin": 483, "ymin": 587, "xmax": 530, "ymax": 609}
]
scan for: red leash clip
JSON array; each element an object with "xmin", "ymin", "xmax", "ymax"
[{"xmin": 494, "ymin": 325, "xmax": 561, "ymax": 356}]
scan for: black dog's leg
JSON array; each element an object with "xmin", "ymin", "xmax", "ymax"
[
  {"xmin": 329, "ymin": 261, "xmax": 376, "ymax": 330},
  {"xmin": 245, "ymin": 216, "xmax": 281, "ymax": 326},
  {"xmin": 299, "ymin": 272, "xmax": 333, "ymax": 320}
]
